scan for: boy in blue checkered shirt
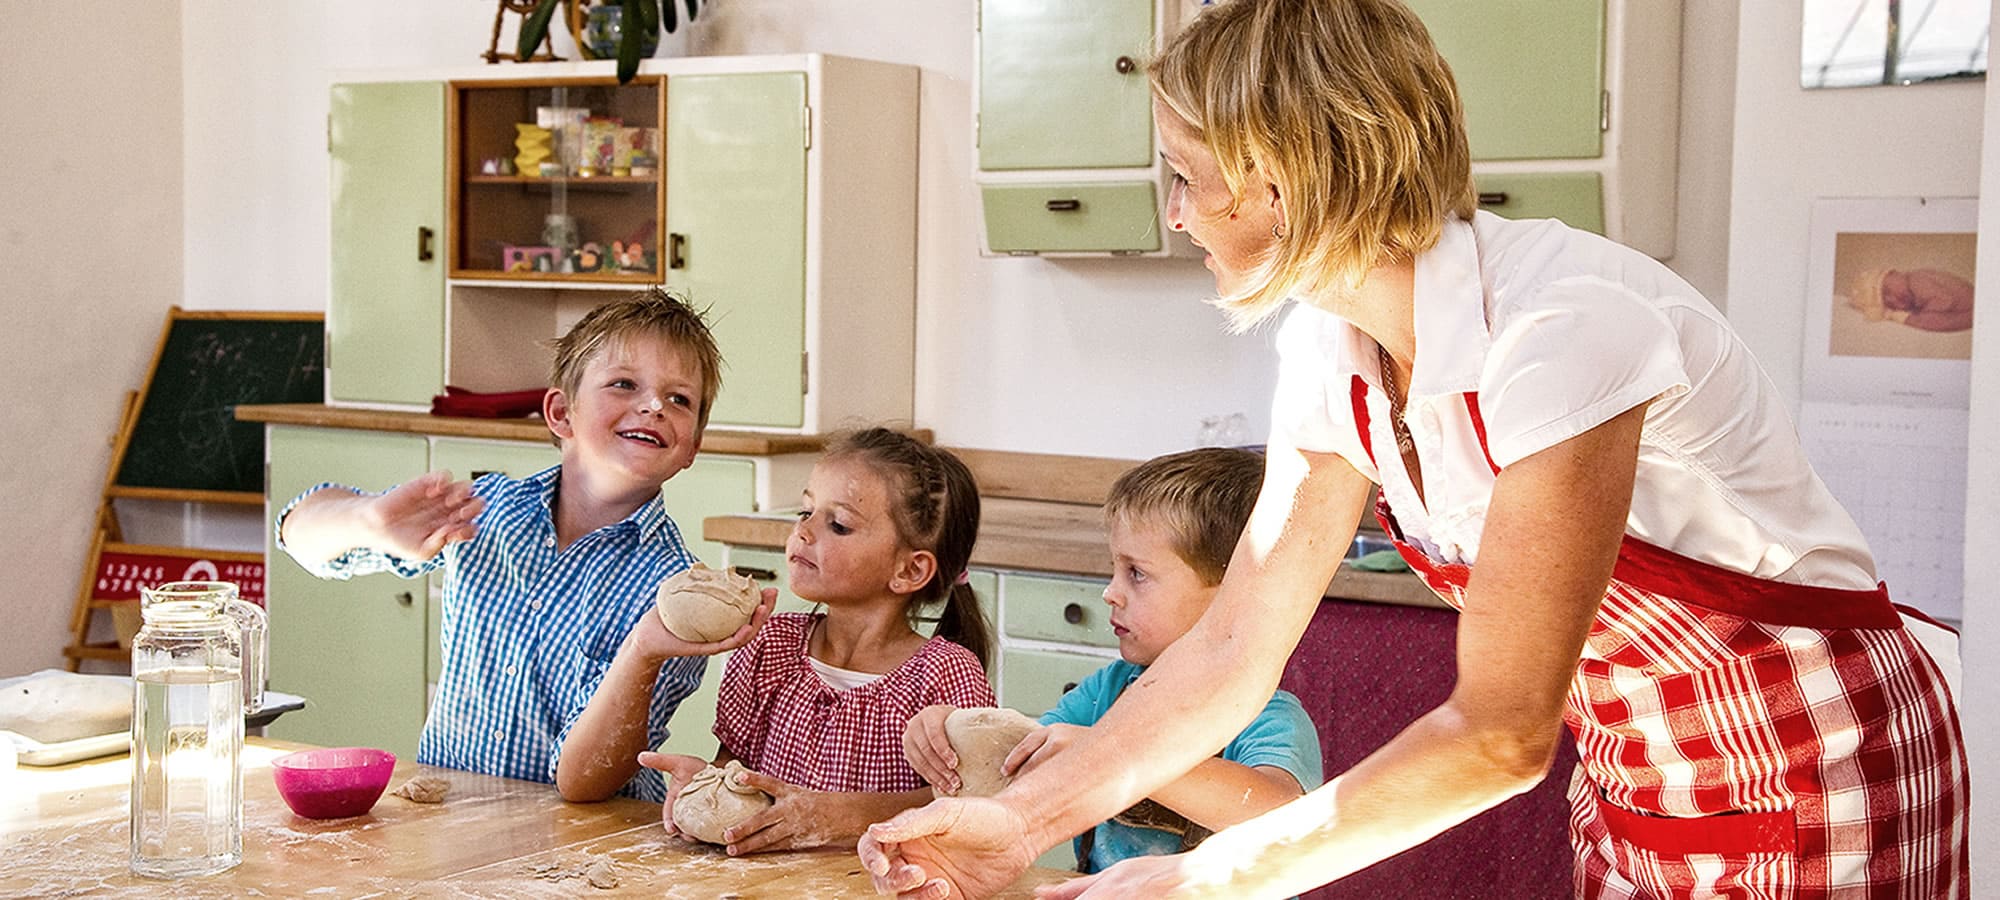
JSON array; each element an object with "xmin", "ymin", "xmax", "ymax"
[{"xmin": 277, "ymin": 288, "xmax": 774, "ymax": 802}]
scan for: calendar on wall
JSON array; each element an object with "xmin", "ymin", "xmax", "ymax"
[{"xmin": 1798, "ymin": 197, "xmax": 1977, "ymax": 622}]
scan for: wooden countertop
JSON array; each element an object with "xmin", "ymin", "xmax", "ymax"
[
  {"xmin": 3, "ymin": 738, "xmax": 1067, "ymax": 898},
  {"xmin": 707, "ymin": 498, "xmax": 1445, "ymax": 610},
  {"xmin": 235, "ymin": 404, "xmax": 862, "ymax": 456}
]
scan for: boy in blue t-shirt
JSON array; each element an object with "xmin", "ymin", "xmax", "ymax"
[
  {"xmin": 276, "ymin": 289, "xmax": 772, "ymax": 803},
  {"xmin": 904, "ymin": 448, "xmax": 1322, "ymax": 873}
]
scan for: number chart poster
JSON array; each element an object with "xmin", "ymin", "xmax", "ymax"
[{"xmin": 1798, "ymin": 196, "xmax": 1976, "ymax": 622}]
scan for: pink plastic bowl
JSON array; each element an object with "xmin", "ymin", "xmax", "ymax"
[{"xmin": 270, "ymin": 747, "xmax": 397, "ymax": 819}]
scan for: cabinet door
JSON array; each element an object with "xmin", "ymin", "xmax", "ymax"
[
  {"xmin": 660, "ymin": 455, "xmax": 757, "ymax": 569},
  {"xmin": 1000, "ymin": 573, "xmax": 1118, "ymax": 649},
  {"xmin": 329, "ymin": 81, "xmax": 446, "ymax": 406},
  {"xmin": 265, "ymin": 426, "xmax": 430, "ymax": 759},
  {"xmin": 979, "ymin": 0, "xmax": 1155, "ymax": 170},
  {"xmin": 664, "ymin": 73, "xmax": 807, "ymax": 430},
  {"xmin": 1402, "ymin": 0, "xmax": 1605, "ymax": 160}
]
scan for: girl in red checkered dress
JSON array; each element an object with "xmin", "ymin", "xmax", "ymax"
[
  {"xmin": 641, "ymin": 428, "xmax": 995, "ymax": 855},
  {"xmin": 855, "ymin": 3, "xmax": 1967, "ymax": 898}
]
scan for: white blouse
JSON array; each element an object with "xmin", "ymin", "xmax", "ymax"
[{"xmin": 1270, "ymin": 212, "xmax": 1878, "ymax": 589}]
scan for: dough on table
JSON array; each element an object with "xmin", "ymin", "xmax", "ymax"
[
  {"xmin": 674, "ymin": 761, "xmax": 774, "ymax": 845},
  {"xmin": 392, "ymin": 775, "xmax": 451, "ymax": 803},
  {"xmin": 655, "ymin": 563, "xmax": 760, "ymax": 643},
  {"xmin": 938, "ymin": 707, "xmax": 1041, "ymax": 798}
]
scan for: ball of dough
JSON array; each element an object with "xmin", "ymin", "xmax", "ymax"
[
  {"xmin": 674, "ymin": 761, "xmax": 773, "ymax": 845},
  {"xmin": 938, "ymin": 707, "xmax": 1041, "ymax": 798},
  {"xmin": 655, "ymin": 563, "xmax": 760, "ymax": 643}
]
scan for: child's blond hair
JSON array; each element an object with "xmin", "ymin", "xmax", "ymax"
[
  {"xmin": 1148, "ymin": 0, "xmax": 1475, "ymax": 331},
  {"xmin": 1104, "ymin": 448, "xmax": 1265, "ymax": 586},
  {"xmin": 545, "ymin": 288, "xmax": 725, "ymax": 442}
]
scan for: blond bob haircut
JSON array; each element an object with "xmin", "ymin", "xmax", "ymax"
[
  {"xmin": 1149, "ymin": 0, "xmax": 1476, "ymax": 330},
  {"xmin": 545, "ymin": 287, "xmax": 725, "ymax": 444},
  {"xmin": 1104, "ymin": 447, "xmax": 1266, "ymax": 586}
]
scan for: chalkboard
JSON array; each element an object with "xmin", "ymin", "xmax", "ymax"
[{"xmin": 113, "ymin": 310, "xmax": 325, "ymax": 494}]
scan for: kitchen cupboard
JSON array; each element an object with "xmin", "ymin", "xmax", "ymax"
[
  {"xmin": 253, "ymin": 412, "xmax": 816, "ymax": 762},
  {"xmin": 329, "ymin": 54, "xmax": 919, "ymax": 433}
]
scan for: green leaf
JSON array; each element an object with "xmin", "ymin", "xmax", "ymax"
[
  {"xmin": 684, "ymin": 0, "xmax": 699, "ymax": 25},
  {"xmin": 635, "ymin": 0, "xmax": 659, "ymax": 36},
  {"xmin": 661, "ymin": 0, "xmax": 678, "ymax": 34},
  {"xmin": 516, "ymin": 0, "xmax": 563, "ymax": 61},
  {"xmin": 617, "ymin": 0, "xmax": 644, "ymax": 84}
]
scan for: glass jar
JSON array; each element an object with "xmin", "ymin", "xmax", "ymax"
[{"xmin": 129, "ymin": 582, "xmax": 246, "ymax": 878}]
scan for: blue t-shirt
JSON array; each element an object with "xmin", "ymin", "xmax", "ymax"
[
  {"xmin": 1040, "ymin": 659, "xmax": 1323, "ymax": 873},
  {"xmin": 277, "ymin": 465, "xmax": 705, "ymax": 800}
]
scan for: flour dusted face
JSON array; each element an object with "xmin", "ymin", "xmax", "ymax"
[
  {"xmin": 937, "ymin": 707, "xmax": 1040, "ymax": 798},
  {"xmin": 674, "ymin": 761, "xmax": 773, "ymax": 845},
  {"xmin": 654, "ymin": 563, "xmax": 760, "ymax": 643}
]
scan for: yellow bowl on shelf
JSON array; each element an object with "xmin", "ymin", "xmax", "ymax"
[{"xmin": 513, "ymin": 123, "xmax": 553, "ymax": 178}]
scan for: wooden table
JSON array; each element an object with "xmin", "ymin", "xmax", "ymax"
[{"xmin": 2, "ymin": 738, "xmax": 1071, "ymax": 898}]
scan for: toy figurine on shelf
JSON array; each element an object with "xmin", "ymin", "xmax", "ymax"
[
  {"xmin": 612, "ymin": 240, "xmax": 652, "ymax": 273},
  {"xmin": 573, "ymin": 242, "xmax": 605, "ymax": 273}
]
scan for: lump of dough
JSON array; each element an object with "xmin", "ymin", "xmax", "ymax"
[
  {"xmin": 674, "ymin": 761, "xmax": 773, "ymax": 845},
  {"xmin": 938, "ymin": 707, "xmax": 1040, "ymax": 798},
  {"xmin": 655, "ymin": 563, "xmax": 760, "ymax": 643},
  {"xmin": 391, "ymin": 775, "xmax": 451, "ymax": 803}
]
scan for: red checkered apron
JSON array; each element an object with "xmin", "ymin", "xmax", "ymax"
[{"xmin": 1350, "ymin": 378, "xmax": 1969, "ymax": 898}]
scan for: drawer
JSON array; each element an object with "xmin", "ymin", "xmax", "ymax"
[
  {"xmin": 998, "ymin": 648, "xmax": 1113, "ymax": 719},
  {"xmin": 981, "ymin": 182, "xmax": 1162, "ymax": 255},
  {"xmin": 1473, "ymin": 172, "xmax": 1604, "ymax": 235},
  {"xmin": 1002, "ymin": 573, "xmax": 1116, "ymax": 649}
]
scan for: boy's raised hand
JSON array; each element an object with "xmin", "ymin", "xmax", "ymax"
[
  {"xmin": 363, "ymin": 470, "xmax": 483, "ymax": 560},
  {"xmin": 1001, "ymin": 723, "xmax": 1088, "ymax": 780},
  {"xmin": 902, "ymin": 705, "xmax": 962, "ymax": 794},
  {"xmin": 634, "ymin": 751, "xmax": 711, "ymax": 837},
  {"xmin": 624, "ymin": 586, "xmax": 778, "ymax": 664}
]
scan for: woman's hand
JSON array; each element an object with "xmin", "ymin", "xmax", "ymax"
[
  {"xmin": 634, "ymin": 751, "xmax": 711, "ymax": 837},
  {"xmin": 622, "ymin": 587, "xmax": 777, "ymax": 666},
  {"xmin": 718, "ymin": 770, "xmax": 863, "ymax": 854},
  {"xmin": 1001, "ymin": 723, "xmax": 1087, "ymax": 779},
  {"xmin": 858, "ymin": 797, "xmax": 1040, "ymax": 900},
  {"xmin": 902, "ymin": 704, "xmax": 961, "ymax": 793}
]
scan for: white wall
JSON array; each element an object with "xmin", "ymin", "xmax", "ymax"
[
  {"xmin": 1963, "ymin": 0, "xmax": 2000, "ymax": 889},
  {"xmin": 0, "ymin": 3, "xmax": 183, "ymax": 673}
]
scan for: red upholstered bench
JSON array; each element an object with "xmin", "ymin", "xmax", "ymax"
[{"xmin": 1280, "ymin": 598, "xmax": 1576, "ymax": 899}]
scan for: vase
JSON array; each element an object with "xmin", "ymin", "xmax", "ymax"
[
  {"xmin": 513, "ymin": 123, "xmax": 553, "ymax": 178},
  {"xmin": 583, "ymin": 4, "xmax": 660, "ymax": 60}
]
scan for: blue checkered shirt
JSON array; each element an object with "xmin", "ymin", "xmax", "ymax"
[{"xmin": 276, "ymin": 465, "xmax": 704, "ymax": 801}]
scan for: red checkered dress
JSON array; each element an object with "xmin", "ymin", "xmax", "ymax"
[
  {"xmin": 1353, "ymin": 381, "xmax": 1969, "ymax": 899},
  {"xmin": 713, "ymin": 612, "xmax": 995, "ymax": 793}
]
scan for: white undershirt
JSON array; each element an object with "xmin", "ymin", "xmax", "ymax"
[{"xmin": 807, "ymin": 656, "xmax": 883, "ymax": 691}]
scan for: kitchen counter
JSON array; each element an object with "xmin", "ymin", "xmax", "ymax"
[
  {"xmin": 706, "ymin": 497, "xmax": 1445, "ymax": 610},
  {"xmin": 234, "ymin": 404, "xmax": 928, "ymax": 456},
  {"xmin": 2, "ymin": 738, "xmax": 1067, "ymax": 898}
]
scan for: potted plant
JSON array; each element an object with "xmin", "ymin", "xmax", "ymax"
[{"xmin": 518, "ymin": 0, "xmax": 700, "ymax": 84}]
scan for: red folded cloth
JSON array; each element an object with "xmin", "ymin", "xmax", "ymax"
[{"xmin": 429, "ymin": 386, "xmax": 548, "ymax": 419}]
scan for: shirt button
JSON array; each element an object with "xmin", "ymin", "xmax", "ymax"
[
  {"xmin": 492, "ymin": 728, "xmax": 504, "ymax": 741},
  {"xmin": 504, "ymin": 665, "xmax": 517, "ymax": 676},
  {"xmin": 543, "ymin": 536, "xmax": 554, "ymax": 548},
  {"xmin": 529, "ymin": 598, "xmax": 542, "ymax": 610}
]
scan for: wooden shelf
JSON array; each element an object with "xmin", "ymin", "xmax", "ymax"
[
  {"xmin": 464, "ymin": 175, "xmax": 656, "ymax": 189},
  {"xmin": 232, "ymin": 403, "xmax": 904, "ymax": 456},
  {"xmin": 445, "ymin": 269, "xmax": 660, "ymax": 283}
]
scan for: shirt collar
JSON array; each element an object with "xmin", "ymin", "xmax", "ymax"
[
  {"xmin": 532, "ymin": 465, "xmax": 677, "ymax": 545},
  {"xmin": 1312, "ymin": 214, "xmax": 1492, "ymax": 401}
]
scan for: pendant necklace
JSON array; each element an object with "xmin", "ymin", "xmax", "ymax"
[{"xmin": 1377, "ymin": 343, "xmax": 1417, "ymax": 456}]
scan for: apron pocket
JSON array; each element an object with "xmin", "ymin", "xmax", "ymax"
[{"xmin": 1597, "ymin": 797, "xmax": 1797, "ymax": 856}]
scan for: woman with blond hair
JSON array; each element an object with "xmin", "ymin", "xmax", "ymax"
[{"xmin": 859, "ymin": 1, "xmax": 1967, "ymax": 897}]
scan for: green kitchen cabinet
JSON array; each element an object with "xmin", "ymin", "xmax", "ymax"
[
  {"xmin": 422, "ymin": 438, "xmax": 560, "ymax": 686},
  {"xmin": 660, "ymin": 455, "xmax": 758, "ymax": 570},
  {"xmin": 1474, "ymin": 172, "xmax": 1606, "ymax": 235},
  {"xmin": 265, "ymin": 426, "xmax": 430, "ymax": 759},
  {"xmin": 978, "ymin": 0, "xmax": 1155, "ymax": 171},
  {"xmin": 663, "ymin": 72, "xmax": 809, "ymax": 431},
  {"xmin": 1403, "ymin": 0, "xmax": 1606, "ymax": 161},
  {"xmin": 328, "ymin": 81, "xmax": 446, "ymax": 407}
]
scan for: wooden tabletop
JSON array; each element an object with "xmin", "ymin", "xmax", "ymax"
[
  {"xmin": 233, "ymin": 404, "xmax": 868, "ymax": 457},
  {"xmin": 2, "ymin": 738, "xmax": 1070, "ymax": 898},
  {"xmin": 706, "ymin": 497, "xmax": 1446, "ymax": 609}
]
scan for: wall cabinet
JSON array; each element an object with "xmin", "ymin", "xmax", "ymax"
[
  {"xmin": 261, "ymin": 422, "xmax": 811, "ymax": 762},
  {"xmin": 331, "ymin": 54, "xmax": 919, "ymax": 432}
]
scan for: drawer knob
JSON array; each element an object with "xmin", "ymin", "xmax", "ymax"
[
  {"xmin": 1476, "ymin": 191, "xmax": 1510, "ymax": 206},
  {"xmin": 1062, "ymin": 602, "xmax": 1085, "ymax": 625},
  {"xmin": 1063, "ymin": 681, "xmax": 1079, "ymax": 693},
  {"xmin": 732, "ymin": 566, "xmax": 778, "ymax": 582},
  {"xmin": 396, "ymin": 591, "xmax": 414, "ymax": 608},
  {"xmin": 1114, "ymin": 55, "xmax": 1136, "ymax": 75}
]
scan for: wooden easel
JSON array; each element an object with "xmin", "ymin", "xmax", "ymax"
[{"xmin": 63, "ymin": 308, "xmax": 319, "ymax": 670}]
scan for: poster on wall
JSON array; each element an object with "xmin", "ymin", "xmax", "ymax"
[{"xmin": 1798, "ymin": 196, "xmax": 1976, "ymax": 622}]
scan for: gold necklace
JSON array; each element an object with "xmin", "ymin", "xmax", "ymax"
[{"xmin": 1378, "ymin": 343, "xmax": 1417, "ymax": 456}]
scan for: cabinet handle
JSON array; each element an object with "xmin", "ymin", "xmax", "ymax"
[
  {"xmin": 417, "ymin": 226, "xmax": 435, "ymax": 262},
  {"xmin": 1476, "ymin": 191, "xmax": 1509, "ymax": 206},
  {"xmin": 732, "ymin": 566, "xmax": 778, "ymax": 582},
  {"xmin": 396, "ymin": 591, "xmax": 415, "ymax": 608},
  {"xmin": 669, "ymin": 232, "xmax": 688, "ymax": 269},
  {"xmin": 1115, "ymin": 55, "xmax": 1136, "ymax": 75},
  {"xmin": 1045, "ymin": 199, "xmax": 1082, "ymax": 212},
  {"xmin": 470, "ymin": 470, "xmax": 499, "ymax": 480},
  {"xmin": 1062, "ymin": 602, "xmax": 1085, "ymax": 625},
  {"xmin": 1063, "ymin": 681, "xmax": 1079, "ymax": 693}
]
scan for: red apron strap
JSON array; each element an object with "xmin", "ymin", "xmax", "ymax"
[
  {"xmin": 1349, "ymin": 374, "xmax": 1375, "ymax": 466},
  {"xmin": 1462, "ymin": 392, "xmax": 1501, "ymax": 475}
]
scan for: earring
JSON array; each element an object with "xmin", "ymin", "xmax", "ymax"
[{"xmin": 1271, "ymin": 222, "xmax": 1286, "ymax": 239}]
